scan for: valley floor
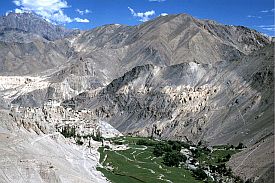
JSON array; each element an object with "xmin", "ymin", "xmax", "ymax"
[{"xmin": 97, "ymin": 136, "xmax": 243, "ymax": 183}]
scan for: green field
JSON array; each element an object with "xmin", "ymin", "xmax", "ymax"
[{"xmin": 97, "ymin": 136, "xmax": 242, "ymax": 183}]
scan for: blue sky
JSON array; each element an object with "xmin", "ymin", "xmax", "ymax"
[{"xmin": 0, "ymin": 0, "xmax": 274, "ymax": 36}]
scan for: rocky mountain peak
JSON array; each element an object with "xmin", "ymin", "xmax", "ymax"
[{"xmin": 0, "ymin": 12, "xmax": 79, "ymax": 41}]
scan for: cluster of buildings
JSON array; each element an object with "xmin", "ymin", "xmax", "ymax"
[{"xmin": 9, "ymin": 99, "xmax": 100, "ymax": 137}]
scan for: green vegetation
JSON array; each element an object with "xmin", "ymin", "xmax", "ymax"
[
  {"xmin": 98, "ymin": 137, "xmax": 202, "ymax": 183},
  {"xmin": 75, "ymin": 138, "xmax": 84, "ymax": 145},
  {"xmin": 192, "ymin": 168, "xmax": 208, "ymax": 181},
  {"xmin": 58, "ymin": 125, "xmax": 102, "ymax": 144},
  {"xmin": 60, "ymin": 125, "xmax": 76, "ymax": 138},
  {"xmin": 236, "ymin": 142, "xmax": 245, "ymax": 149},
  {"xmin": 97, "ymin": 136, "xmax": 244, "ymax": 183},
  {"xmin": 153, "ymin": 143, "xmax": 172, "ymax": 157},
  {"xmin": 136, "ymin": 139, "xmax": 156, "ymax": 146},
  {"xmin": 163, "ymin": 151, "xmax": 187, "ymax": 167},
  {"xmin": 197, "ymin": 146, "xmax": 241, "ymax": 166}
]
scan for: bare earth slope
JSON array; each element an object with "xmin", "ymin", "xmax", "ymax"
[{"xmin": 0, "ymin": 109, "xmax": 109, "ymax": 183}]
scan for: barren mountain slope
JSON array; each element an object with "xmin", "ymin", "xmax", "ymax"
[
  {"xmin": 71, "ymin": 43, "xmax": 273, "ymax": 147},
  {"xmin": 2, "ymin": 13, "xmax": 271, "ymax": 108},
  {"xmin": 68, "ymin": 14, "xmax": 271, "ymax": 79}
]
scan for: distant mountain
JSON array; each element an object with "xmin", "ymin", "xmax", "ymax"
[
  {"xmin": 0, "ymin": 13, "xmax": 271, "ymax": 77},
  {"xmin": 0, "ymin": 12, "xmax": 79, "ymax": 42}
]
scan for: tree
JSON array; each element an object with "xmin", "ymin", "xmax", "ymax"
[
  {"xmin": 245, "ymin": 179, "xmax": 253, "ymax": 183},
  {"xmin": 225, "ymin": 154, "xmax": 231, "ymax": 161},
  {"xmin": 92, "ymin": 128, "xmax": 102, "ymax": 141},
  {"xmin": 76, "ymin": 138, "xmax": 83, "ymax": 145},
  {"xmin": 216, "ymin": 163, "xmax": 228, "ymax": 175},
  {"xmin": 198, "ymin": 141, "xmax": 202, "ymax": 146},
  {"xmin": 113, "ymin": 140, "xmax": 123, "ymax": 145},
  {"xmin": 190, "ymin": 148, "xmax": 201, "ymax": 158},
  {"xmin": 168, "ymin": 141, "xmax": 182, "ymax": 151},
  {"xmin": 163, "ymin": 151, "xmax": 187, "ymax": 167},
  {"xmin": 136, "ymin": 139, "xmax": 155, "ymax": 146},
  {"xmin": 60, "ymin": 125, "xmax": 76, "ymax": 138},
  {"xmin": 153, "ymin": 143, "xmax": 172, "ymax": 157},
  {"xmin": 192, "ymin": 168, "xmax": 208, "ymax": 180},
  {"xmin": 180, "ymin": 141, "xmax": 190, "ymax": 149},
  {"xmin": 236, "ymin": 142, "xmax": 245, "ymax": 149}
]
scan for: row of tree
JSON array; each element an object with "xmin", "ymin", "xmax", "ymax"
[{"xmin": 59, "ymin": 125, "xmax": 103, "ymax": 145}]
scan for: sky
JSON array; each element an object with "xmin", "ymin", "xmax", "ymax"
[{"xmin": 0, "ymin": 0, "xmax": 274, "ymax": 36}]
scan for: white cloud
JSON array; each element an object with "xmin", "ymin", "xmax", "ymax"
[
  {"xmin": 5, "ymin": 10, "xmax": 12, "ymax": 16},
  {"xmin": 13, "ymin": 0, "xmax": 21, "ymax": 6},
  {"xmin": 74, "ymin": 17, "xmax": 89, "ymax": 23},
  {"xmin": 128, "ymin": 7, "xmax": 155, "ymax": 22},
  {"xmin": 149, "ymin": 0, "xmax": 166, "ymax": 2},
  {"xmin": 247, "ymin": 15, "xmax": 262, "ymax": 18},
  {"xmin": 15, "ymin": 8, "xmax": 25, "ymax": 13},
  {"xmin": 260, "ymin": 8, "xmax": 274, "ymax": 13},
  {"xmin": 260, "ymin": 10, "xmax": 269, "ymax": 13},
  {"xmin": 76, "ymin": 9, "xmax": 91, "ymax": 15},
  {"xmin": 258, "ymin": 25, "xmax": 275, "ymax": 31},
  {"xmin": 12, "ymin": 0, "xmax": 90, "ymax": 24},
  {"xmin": 160, "ymin": 13, "xmax": 168, "ymax": 16}
]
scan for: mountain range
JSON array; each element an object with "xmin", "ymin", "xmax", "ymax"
[{"xmin": 0, "ymin": 12, "xmax": 273, "ymax": 183}]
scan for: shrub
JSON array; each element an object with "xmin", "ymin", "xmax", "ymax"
[
  {"xmin": 226, "ymin": 144, "xmax": 235, "ymax": 150},
  {"xmin": 201, "ymin": 146, "xmax": 211, "ymax": 155}
]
